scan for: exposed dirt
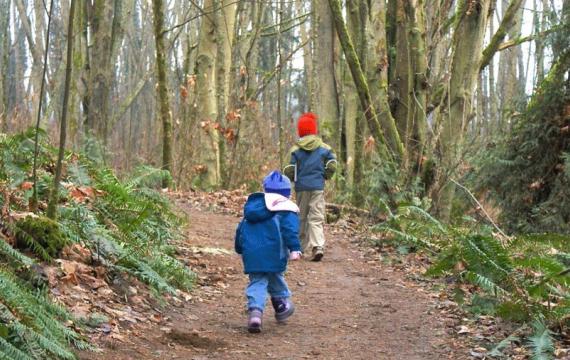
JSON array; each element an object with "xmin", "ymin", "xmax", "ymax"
[{"xmin": 79, "ymin": 198, "xmax": 473, "ymax": 359}]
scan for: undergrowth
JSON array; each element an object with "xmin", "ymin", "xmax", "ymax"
[
  {"xmin": 0, "ymin": 129, "xmax": 194, "ymax": 358},
  {"xmin": 372, "ymin": 197, "xmax": 569, "ymax": 359}
]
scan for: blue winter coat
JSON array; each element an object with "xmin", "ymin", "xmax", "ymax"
[
  {"xmin": 235, "ymin": 193, "xmax": 301, "ymax": 274},
  {"xmin": 284, "ymin": 135, "xmax": 337, "ymax": 192}
]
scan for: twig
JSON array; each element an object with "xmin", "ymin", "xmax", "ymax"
[{"xmin": 450, "ymin": 179, "xmax": 509, "ymax": 239}]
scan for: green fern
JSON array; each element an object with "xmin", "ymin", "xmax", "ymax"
[
  {"xmin": 464, "ymin": 271, "xmax": 509, "ymax": 296},
  {"xmin": 488, "ymin": 332, "xmax": 521, "ymax": 357},
  {"xmin": 528, "ymin": 318, "xmax": 554, "ymax": 360},
  {"xmin": 0, "ymin": 239, "xmax": 35, "ymax": 267},
  {"xmin": 0, "ymin": 337, "xmax": 34, "ymax": 360},
  {"xmin": 0, "ymin": 129, "xmax": 194, "ymax": 357},
  {"xmin": 0, "ymin": 270, "xmax": 86, "ymax": 359}
]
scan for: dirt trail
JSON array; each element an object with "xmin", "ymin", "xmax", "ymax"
[{"xmin": 81, "ymin": 205, "xmax": 467, "ymax": 359}]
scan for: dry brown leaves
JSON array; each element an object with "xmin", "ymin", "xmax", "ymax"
[{"xmin": 170, "ymin": 189, "xmax": 248, "ymax": 216}]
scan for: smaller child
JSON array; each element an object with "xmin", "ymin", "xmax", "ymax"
[{"xmin": 235, "ymin": 170, "xmax": 302, "ymax": 333}]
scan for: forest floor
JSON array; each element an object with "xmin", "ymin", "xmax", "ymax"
[{"xmin": 76, "ymin": 191, "xmax": 503, "ymax": 360}]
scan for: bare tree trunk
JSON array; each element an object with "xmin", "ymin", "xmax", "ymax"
[
  {"xmin": 48, "ymin": 0, "xmax": 76, "ymax": 219},
  {"xmin": 30, "ymin": 0, "xmax": 54, "ymax": 212},
  {"xmin": 215, "ymin": 0, "xmax": 237, "ymax": 185},
  {"xmin": 15, "ymin": 0, "xmax": 44, "ymax": 124},
  {"xmin": 496, "ymin": 0, "xmax": 525, "ymax": 130},
  {"xmin": 296, "ymin": 0, "xmax": 313, "ymax": 109},
  {"xmin": 488, "ymin": 12, "xmax": 499, "ymax": 131},
  {"xmin": 312, "ymin": 0, "xmax": 340, "ymax": 149},
  {"xmin": 534, "ymin": 0, "xmax": 547, "ymax": 83},
  {"xmin": 86, "ymin": 0, "xmax": 122, "ymax": 144},
  {"xmin": 0, "ymin": 0, "xmax": 10, "ymax": 131},
  {"xmin": 277, "ymin": 0, "xmax": 285, "ymax": 166},
  {"xmin": 152, "ymin": 0, "xmax": 172, "ymax": 188},
  {"xmin": 195, "ymin": 0, "xmax": 220, "ymax": 188}
]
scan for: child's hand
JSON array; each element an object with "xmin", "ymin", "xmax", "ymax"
[{"xmin": 289, "ymin": 251, "xmax": 302, "ymax": 261}]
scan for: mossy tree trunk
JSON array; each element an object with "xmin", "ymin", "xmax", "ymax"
[
  {"xmin": 344, "ymin": 0, "xmax": 367, "ymax": 204},
  {"xmin": 152, "ymin": 0, "xmax": 172, "ymax": 188},
  {"xmin": 434, "ymin": 0, "xmax": 492, "ymax": 221},
  {"xmin": 328, "ymin": 0, "xmax": 404, "ymax": 162},
  {"xmin": 391, "ymin": 1, "xmax": 410, "ymax": 144},
  {"xmin": 403, "ymin": 0, "xmax": 429, "ymax": 169},
  {"xmin": 387, "ymin": 0, "xmax": 429, "ymax": 169}
]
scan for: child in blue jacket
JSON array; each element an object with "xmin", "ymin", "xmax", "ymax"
[
  {"xmin": 284, "ymin": 112, "xmax": 337, "ymax": 261},
  {"xmin": 235, "ymin": 170, "xmax": 302, "ymax": 333}
]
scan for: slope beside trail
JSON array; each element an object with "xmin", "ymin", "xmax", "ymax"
[{"xmin": 80, "ymin": 200, "xmax": 469, "ymax": 360}]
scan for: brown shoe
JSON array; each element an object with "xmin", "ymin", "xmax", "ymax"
[{"xmin": 311, "ymin": 247, "xmax": 324, "ymax": 262}]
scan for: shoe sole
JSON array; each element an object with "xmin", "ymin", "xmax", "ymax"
[
  {"xmin": 311, "ymin": 253, "xmax": 323, "ymax": 262},
  {"xmin": 248, "ymin": 325, "xmax": 261, "ymax": 333},
  {"xmin": 275, "ymin": 305, "xmax": 295, "ymax": 322}
]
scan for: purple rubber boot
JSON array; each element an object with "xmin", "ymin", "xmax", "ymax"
[
  {"xmin": 271, "ymin": 297, "xmax": 295, "ymax": 322},
  {"xmin": 247, "ymin": 308, "xmax": 263, "ymax": 333}
]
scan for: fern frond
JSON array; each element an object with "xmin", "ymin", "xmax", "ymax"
[
  {"xmin": 488, "ymin": 333, "xmax": 521, "ymax": 357},
  {"xmin": 0, "ymin": 237, "xmax": 35, "ymax": 267},
  {"xmin": 528, "ymin": 318, "xmax": 554, "ymax": 360},
  {"xmin": 463, "ymin": 235, "xmax": 511, "ymax": 277},
  {"xmin": 0, "ymin": 337, "xmax": 34, "ymax": 360},
  {"xmin": 127, "ymin": 165, "xmax": 171, "ymax": 188},
  {"xmin": 375, "ymin": 226, "xmax": 440, "ymax": 250},
  {"xmin": 464, "ymin": 271, "xmax": 509, "ymax": 296},
  {"xmin": 399, "ymin": 205, "xmax": 446, "ymax": 233}
]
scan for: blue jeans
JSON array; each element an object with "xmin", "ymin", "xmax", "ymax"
[{"xmin": 246, "ymin": 273, "xmax": 291, "ymax": 311}]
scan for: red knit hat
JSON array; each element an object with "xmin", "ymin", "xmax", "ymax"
[{"xmin": 297, "ymin": 112, "xmax": 318, "ymax": 137}]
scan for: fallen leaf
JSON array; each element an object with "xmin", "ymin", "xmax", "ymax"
[{"xmin": 457, "ymin": 325, "xmax": 471, "ymax": 335}]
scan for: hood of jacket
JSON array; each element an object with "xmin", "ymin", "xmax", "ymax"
[
  {"xmin": 296, "ymin": 135, "xmax": 323, "ymax": 151},
  {"xmin": 243, "ymin": 192, "xmax": 273, "ymax": 223},
  {"xmin": 264, "ymin": 193, "xmax": 299, "ymax": 213}
]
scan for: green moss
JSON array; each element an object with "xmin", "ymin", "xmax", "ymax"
[{"xmin": 15, "ymin": 216, "xmax": 70, "ymax": 261}]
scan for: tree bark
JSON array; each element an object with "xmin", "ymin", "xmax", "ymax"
[
  {"xmin": 296, "ymin": 0, "xmax": 313, "ymax": 109},
  {"xmin": 328, "ymin": 0, "xmax": 404, "ymax": 161},
  {"xmin": 195, "ymin": 0, "xmax": 220, "ymax": 188},
  {"xmin": 86, "ymin": 0, "xmax": 122, "ymax": 144},
  {"xmin": 496, "ymin": 0, "xmax": 525, "ymax": 129},
  {"xmin": 344, "ymin": 0, "xmax": 364, "ymax": 189},
  {"xmin": 152, "ymin": 0, "xmax": 172, "ymax": 188},
  {"xmin": 403, "ymin": 0, "xmax": 429, "ymax": 168},
  {"xmin": 0, "ymin": 0, "xmax": 10, "ymax": 131},
  {"xmin": 479, "ymin": 0, "xmax": 525, "ymax": 70},
  {"xmin": 344, "ymin": 0, "xmax": 367, "ymax": 204},
  {"xmin": 48, "ymin": 0, "xmax": 76, "ymax": 219},
  {"xmin": 215, "ymin": 0, "xmax": 237, "ymax": 185},
  {"xmin": 312, "ymin": 0, "xmax": 340, "ymax": 149},
  {"xmin": 15, "ymin": 0, "xmax": 44, "ymax": 125},
  {"xmin": 434, "ymin": 0, "xmax": 492, "ymax": 221},
  {"xmin": 391, "ymin": 1, "xmax": 410, "ymax": 141}
]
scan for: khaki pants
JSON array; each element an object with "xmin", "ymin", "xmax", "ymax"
[{"xmin": 296, "ymin": 190, "xmax": 325, "ymax": 252}]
